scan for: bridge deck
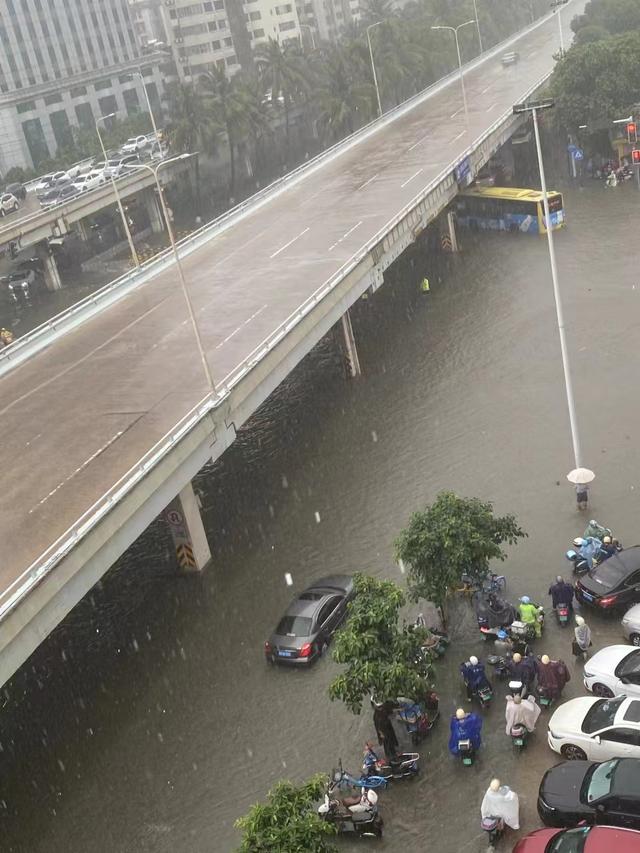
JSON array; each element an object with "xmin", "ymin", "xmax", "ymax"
[{"xmin": 0, "ymin": 11, "xmax": 571, "ymax": 596}]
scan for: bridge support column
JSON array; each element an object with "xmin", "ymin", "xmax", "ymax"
[
  {"xmin": 38, "ymin": 247, "xmax": 63, "ymax": 291},
  {"xmin": 447, "ymin": 211, "xmax": 459, "ymax": 253},
  {"xmin": 164, "ymin": 482, "xmax": 211, "ymax": 573},
  {"xmin": 340, "ymin": 309, "xmax": 361, "ymax": 377},
  {"xmin": 144, "ymin": 188, "xmax": 165, "ymax": 235}
]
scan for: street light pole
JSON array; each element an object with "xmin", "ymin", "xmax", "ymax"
[
  {"xmin": 366, "ymin": 21, "xmax": 383, "ymax": 119},
  {"xmin": 299, "ymin": 23, "xmax": 316, "ymax": 50},
  {"xmin": 127, "ymin": 156, "xmax": 216, "ymax": 396},
  {"xmin": 131, "ymin": 68, "xmax": 162, "ymax": 142},
  {"xmin": 96, "ymin": 114, "xmax": 140, "ymax": 267},
  {"xmin": 514, "ymin": 99, "xmax": 582, "ymax": 470},
  {"xmin": 431, "ymin": 21, "xmax": 476, "ymax": 131},
  {"xmin": 471, "ymin": 0, "xmax": 484, "ymax": 53},
  {"xmin": 550, "ymin": 0, "xmax": 568, "ymax": 55}
]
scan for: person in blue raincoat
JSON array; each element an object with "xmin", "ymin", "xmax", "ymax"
[
  {"xmin": 460, "ymin": 656, "xmax": 492, "ymax": 700},
  {"xmin": 449, "ymin": 708, "xmax": 483, "ymax": 755},
  {"xmin": 573, "ymin": 536, "xmax": 601, "ymax": 569}
]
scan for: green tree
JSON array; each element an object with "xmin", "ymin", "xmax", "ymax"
[
  {"xmin": 315, "ymin": 46, "xmax": 374, "ymax": 140},
  {"xmin": 235, "ymin": 775, "xmax": 337, "ymax": 853},
  {"xmin": 255, "ymin": 39, "xmax": 309, "ymax": 157},
  {"xmin": 164, "ymin": 81, "xmax": 218, "ymax": 156},
  {"xmin": 329, "ymin": 574, "xmax": 433, "ymax": 714},
  {"xmin": 394, "ymin": 491, "xmax": 526, "ymax": 623}
]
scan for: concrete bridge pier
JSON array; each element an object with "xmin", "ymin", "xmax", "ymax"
[
  {"xmin": 36, "ymin": 243, "xmax": 63, "ymax": 291},
  {"xmin": 143, "ymin": 188, "xmax": 165, "ymax": 235},
  {"xmin": 163, "ymin": 482, "xmax": 212, "ymax": 572},
  {"xmin": 340, "ymin": 308, "xmax": 361, "ymax": 377},
  {"xmin": 447, "ymin": 211, "xmax": 459, "ymax": 253}
]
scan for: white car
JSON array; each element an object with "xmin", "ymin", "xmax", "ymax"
[
  {"xmin": 72, "ymin": 170, "xmax": 106, "ymax": 192},
  {"xmin": 584, "ymin": 646, "xmax": 640, "ymax": 698},
  {"xmin": 121, "ymin": 135, "xmax": 148, "ymax": 154},
  {"xmin": 0, "ymin": 192, "xmax": 19, "ymax": 215},
  {"xmin": 548, "ymin": 694, "xmax": 640, "ymax": 761},
  {"xmin": 622, "ymin": 604, "xmax": 640, "ymax": 645}
]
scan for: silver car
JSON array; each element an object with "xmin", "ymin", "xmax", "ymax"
[{"xmin": 622, "ymin": 604, "xmax": 640, "ymax": 645}]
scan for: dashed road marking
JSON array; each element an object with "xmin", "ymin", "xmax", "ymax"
[
  {"xmin": 328, "ymin": 220, "xmax": 363, "ymax": 252},
  {"xmin": 215, "ymin": 304, "xmax": 268, "ymax": 350},
  {"xmin": 269, "ymin": 227, "xmax": 310, "ymax": 258},
  {"xmin": 357, "ymin": 173, "xmax": 378, "ymax": 190},
  {"xmin": 450, "ymin": 107, "xmax": 463, "ymax": 119},
  {"xmin": 400, "ymin": 168, "xmax": 424, "ymax": 188},
  {"xmin": 407, "ymin": 134, "xmax": 429, "ymax": 152},
  {"xmin": 451, "ymin": 130, "xmax": 466, "ymax": 143}
]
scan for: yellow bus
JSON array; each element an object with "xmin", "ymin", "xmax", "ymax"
[{"xmin": 456, "ymin": 186, "xmax": 565, "ymax": 235}]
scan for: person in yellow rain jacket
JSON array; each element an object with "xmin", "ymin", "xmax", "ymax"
[{"xmin": 518, "ymin": 597, "xmax": 542, "ymax": 639}]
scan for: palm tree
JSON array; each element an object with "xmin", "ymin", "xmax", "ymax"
[
  {"xmin": 254, "ymin": 39, "xmax": 309, "ymax": 158},
  {"xmin": 315, "ymin": 46, "xmax": 375, "ymax": 140},
  {"xmin": 359, "ymin": 0, "xmax": 395, "ymax": 25}
]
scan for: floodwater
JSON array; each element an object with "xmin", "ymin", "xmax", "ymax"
[{"xmin": 2, "ymin": 179, "xmax": 640, "ymax": 852}]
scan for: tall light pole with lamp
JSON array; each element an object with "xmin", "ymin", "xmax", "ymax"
[
  {"xmin": 96, "ymin": 113, "xmax": 140, "ymax": 267},
  {"xmin": 126, "ymin": 155, "xmax": 216, "ymax": 396},
  {"xmin": 513, "ymin": 98, "xmax": 584, "ymax": 477},
  {"xmin": 431, "ymin": 21, "xmax": 476, "ymax": 130},
  {"xmin": 550, "ymin": 0, "xmax": 569, "ymax": 55},
  {"xmin": 471, "ymin": 0, "xmax": 484, "ymax": 53},
  {"xmin": 366, "ymin": 21, "xmax": 383, "ymax": 119}
]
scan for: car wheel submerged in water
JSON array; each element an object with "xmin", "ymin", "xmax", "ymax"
[{"xmin": 592, "ymin": 683, "xmax": 614, "ymax": 698}]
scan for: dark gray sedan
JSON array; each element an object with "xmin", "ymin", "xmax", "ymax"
[{"xmin": 264, "ymin": 575, "xmax": 354, "ymax": 666}]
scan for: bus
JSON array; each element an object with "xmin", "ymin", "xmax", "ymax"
[{"xmin": 455, "ymin": 186, "xmax": 565, "ymax": 235}]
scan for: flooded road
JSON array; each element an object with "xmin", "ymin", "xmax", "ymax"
[{"xmin": 2, "ymin": 179, "xmax": 640, "ymax": 852}]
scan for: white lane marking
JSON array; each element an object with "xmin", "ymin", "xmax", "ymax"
[
  {"xmin": 530, "ymin": 50, "xmax": 538, "ymax": 57},
  {"xmin": 29, "ymin": 430, "xmax": 124, "ymax": 513},
  {"xmin": 407, "ymin": 134, "xmax": 429, "ymax": 152},
  {"xmin": 481, "ymin": 84, "xmax": 492, "ymax": 94},
  {"xmin": 400, "ymin": 168, "xmax": 423, "ymax": 188},
  {"xmin": 487, "ymin": 103, "xmax": 497, "ymax": 112},
  {"xmin": 451, "ymin": 130, "xmax": 466, "ymax": 143},
  {"xmin": 328, "ymin": 220, "xmax": 363, "ymax": 252},
  {"xmin": 269, "ymin": 227, "xmax": 310, "ymax": 259},
  {"xmin": 450, "ymin": 107, "xmax": 463, "ymax": 119},
  {"xmin": 357, "ymin": 173, "xmax": 378, "ymax": 190},
  {"xmin": 215, "ymin": 304, "xmax": 268, "ymax": 350},
  {"xmin": 25, "ymin": 432, "xmax": 42, "ymax": 447}
]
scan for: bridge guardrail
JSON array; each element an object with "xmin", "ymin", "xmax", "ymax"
[
  {"xmin": 0, "ymin": 4, "xmax": 560, "ymax": 377},
  {"xmin": 0, "ymin": 67, "xmax": 553, "ymax": 623}
]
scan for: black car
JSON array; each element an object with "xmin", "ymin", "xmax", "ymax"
[
  {"xmin": 5, "ymin": 182, "xmax": 26, "ymax": 201},
  {"xmin": 265, "ymin": 575, "xmax": 355, "ymax": 666},
  {"xmin": 538, "ymin": 758, "xmax": 640, "ymax": 829},
  {"xmin": 575, "ymin": 546, "xmax": 640, "ymax": 611}
]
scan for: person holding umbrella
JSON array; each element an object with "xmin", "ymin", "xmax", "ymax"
[{"xmin": 567, "ymin": 468, "xmax": 595, "ymax": 511}]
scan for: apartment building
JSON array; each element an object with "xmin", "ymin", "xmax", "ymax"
[
  {"xmin": 295, "ymin": 0, "xmax": 359, "ymax": 43},
  {"xmin": 159, "ymin": 0, "xmax": 302, "ymax": 80},
  {"xmin": 0, "ymin": 0, "xmax": 167, "ymax": 173}
]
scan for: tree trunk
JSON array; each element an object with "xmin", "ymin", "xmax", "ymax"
[{"xmin": 227, "ymin": 133, "xmax": 236, "ymax": 202}]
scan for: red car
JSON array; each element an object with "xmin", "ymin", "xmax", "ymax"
[{"xmin": 513, "ymin": 825, "xmax": 640, "ymax": 853}]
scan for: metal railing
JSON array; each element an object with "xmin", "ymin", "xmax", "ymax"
[
  {"xmin": 0, "ymin": 68, "xmax": 552, "ymax": 623},
  {"xmin": 0, "ymin": 4, "xmax": 558, "ymax": 376}
]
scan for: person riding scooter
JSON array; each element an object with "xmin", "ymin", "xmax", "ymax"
[
  {"xmin": 505, "ymin": 693, "xmax": 540, "ymax": 736},
  {"xmin": 460, "ymin": 656, "xmax": 492, "ymax": 702},
  {"xmin": 548, "ymin": 576, "xmax": 574, "ymax": 612},
  {"xmin": 518, "ymin": 597, "xmax": 542, "ymax": 639},
  {"xmin": 448, "ymin": 708, "xmax": 482, "ymax": 756},
  {"xmin": 506, "ymin": 652, "xmax": 535, "ymax": 691}
]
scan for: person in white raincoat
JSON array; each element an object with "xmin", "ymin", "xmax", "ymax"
[
  {"xmin": 505, "ymin": 693, "xmax": 541, "ymax": 735},
  {"xmin": 480, "ymin": 778, "xmax": 520, "ymax": 830}
]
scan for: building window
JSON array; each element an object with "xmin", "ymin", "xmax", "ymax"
[
  {"xmin": 118, "ymin": 74, "xmax": 133, "ymax": 84},
  {"xmin": 75, "ymin": 102, "xmax": 94, "ymax": 129},
  {"xmin": 70, "ymin": 85, "xmax": 88, "ymax": 98},
  {"xmin": 223, "ymin": 36, "xmax": 233, "ymax": 46},
  {"xmin": 44, "ymin": 93, "xmax": 63, "ymax": 106},
  {"xmin": 252, "ymin": 28, "xmax": 265, "ymax": 37},
  {"xmin": 22, "ymin": 117, "xmax": 50, "ymax": 167},
  {"xmin": 279, "ymin": 20, "xmax": 296, "ymax": 30},
  {"xmin": 94, "ymin": 78, "xmax": 112, "ymax": 91},
  {"xmin": 218, "ymin": 19, "xmax": 227, "ymax": 28},
  {"xmin": 203, "ymin": 0, "xmax": 213, "ymax": 8},
  {"xmin": 98, "ymin": 94, "xmax": 118, "ymax": 116},
  {"xmin": 214, "ymin": 0, "xmax": 224, "ymax": 8},
  {"xmin": 50, "ymin": 109, "xmax": 73, "ymax": 150},
  {"xmin": 211, "ymin": 39, "xmax": 221, "ymax": 49},
  {"xmin": 16, "ymin": 100, "xmax": 36, "ymax": 114},
  {"xmin": 208, "ymin": 20, "xmax": 217, "ymax": 30},
  {"xmin": 225, "ymin": 55, "xmax": 236, "ymax": 65},
  {"xmin": 123, "ymin": 88, "xmax": 140, "ymax": 115},
  {"xmin": 249, "ymin": 11, "xmax": 261, "ymax": 20}
]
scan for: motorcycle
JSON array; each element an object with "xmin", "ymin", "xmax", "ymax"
[
  {"xmin": 510, "ymin": 722, "xmax": 528, "ymax": 751},
  {"xmin": 508, "ymin": 679, "xmax": 528, "ymax": 699},
  {"xmin": 566, "ymin": 548, "xmax": 589, "ymax": 576},
  {"xmin": 458, "ymin": 738, "xmax": 475, "ymax": 766},
  {"xmin": 396, "ymin": 695, "xmax": 439, "ymax": 744},
  {"xmin": 536, "ymin": 686, "xmax": 555, "ymax": 709},
  {"xmin": 555, "ymin": 602, "xmax": 570, "ymax": 627},
  {"xmin": 474, "ymin": 590, "xmax": 517, "ymax": 635},
  {"xmin": 481, "ymin": 815, "xmax": 504, "ymax": 847},
  {"xmin": 332, "ymin": 760, "xmax": 388, "ymax": 791},
  {"xmin": 475, "ymin": 682, "xmax": 493, "ymax": 708},
  {"xmin": 487, "ymin": 654, "xmax": 510, "ymax": 681},
  {"xmin": 413, "ymin": 614, "xmax": 449, "ymax": 657},
  {"xmin": 318, "ymin": 784, "xmax": 384, "ymax": 838},
  {"xmin": 362, "ymin": 744, "xmax": 419, "ymax": 781}
]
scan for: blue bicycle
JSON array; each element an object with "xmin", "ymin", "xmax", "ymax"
[{"xmin": 332, "ymin": 759, "xmax": 388, "ymax": 791}]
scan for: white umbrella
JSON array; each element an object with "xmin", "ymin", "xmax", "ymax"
[{"xmin": 567, "ymin": 468, "xmax": 595, "ymax": 485}]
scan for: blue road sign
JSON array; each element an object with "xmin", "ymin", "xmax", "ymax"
[{"xmin": 573, "ymin": 148, "xmax": 584, "ymax": 161}]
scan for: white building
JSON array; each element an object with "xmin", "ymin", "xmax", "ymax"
[
  {"xmin": 0, "ymin": 0, "xmax": 167, "ymax": 173},
  {"xmin": 295, "ymin": 0, "xmax": 360, "ymax": 43},
  {"xmin": 160, "ymin": 0, "xmax": 302, "ymax": 80}
]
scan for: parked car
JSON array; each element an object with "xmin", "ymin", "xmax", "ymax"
[
  {"xmin": 5, "ymin": 182, "xmax": 26, "ymax": 201},
  {"xmin": 502, "ymin": 51, "xmax": 519, "ymax": 65},
  {"xmin": 538, "ymin": 757, "xmax": 640, "ymax": 828},
  {"xmin": 0, "ymin": 193, "xmax": 20, "ymax": 216},
  {"xmin": 548, "ymin": 695, "xmax": 640, "ymax": 761},
  {"xmin": 73, "ymin": 170, "xmax": 106, "ymax": 193},
  {"xmin": 513, "ymin": 825, "xmax": 640, "ymax": 853},
  {"xmin": 3, "ymin": 269, "xmax": 39, "ymax": 305},
  {"xmin": 39, "ymin": 184, "xmax": 79, "ymax": 208},
  {"xmin": 34, "ymin": 173, "xmax": 55, "ymax": 196},
  {"xmin": 264, "ymin": 575, "xmax": 355, "ymax": 666},
  {"xmin": 104, "ymin": 154, "xmax": 140, "ymax": 178},
  {"xmin": 575, "ymin": 546, "xmax": 640, "ymax": 611},
  {"xmin": 583, "ymin": 647, "xmax": 640, "ymax": 699},
  {"xmin": 121, "ymin": 135, "xmax": 149, "ymax": 154},
  {"xmin": 622, "ymin": 605, "xmax": 640, "ymax": 646}
]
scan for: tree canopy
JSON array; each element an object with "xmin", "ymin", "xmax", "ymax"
[
  {"xmin": 235, "ymin": 775, "xmax": 337, "ymax": 853},
  {"xmin": 394, "ymin": 492, "xmax": 526, "ymax": 619},
  {"xmin": 329, "ymin": 573, "xmax": 433, "ymax": 714}
]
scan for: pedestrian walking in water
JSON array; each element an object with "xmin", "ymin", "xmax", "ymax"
[
  {"xmin": 575, "ymin": 483, "xmax": 589, "ymax": 510},
  {"xmin": 573, "ymin": 615, "xmax": 592, "ymax": 661},
  {"xmin": 373, "ymin": 700, "xmax": 399, "ymax": 759}
]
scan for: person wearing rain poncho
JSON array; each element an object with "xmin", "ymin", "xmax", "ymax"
[
  {"xmin": 480, "ymin": 779, "xmax": 520, "ymax": 831},
  {"xmin": 448, "ymin": 708, "xmax": 482, "ymax": 755},
  {"xmin": 573, "ymin": 615, "xmax": 592, "ymax": 660},
  {"xmin": 505, "ymin": 693, "xmax": 541, "ymax": 735},
  {"xmin": 518, "ymin": 596, "xmax": 542, "ymax": 638},
  {"xmin": 573, "ymin": 536, "xmax": 601, "ymax": 569}
]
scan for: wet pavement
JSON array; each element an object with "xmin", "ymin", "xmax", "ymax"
[{"xmin": 1, "ymin": 178, "xmax": 640, "ymax": 851}]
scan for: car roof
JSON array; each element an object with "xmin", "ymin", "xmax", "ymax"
[
  {"xmin": 617, "ymin": 698, "xmax": 640, "ymax": 725},
  {"xmin": 590, "ymin": 645, "xmax": 637, "ymax": 671},
  {"xmin": 612, "ymin": 758, "xmax": 640, "ymax": 795},
  {"xmin": 581, "ymin": 547, "xmax": 640, "ymax": 593},
  {"xmin": 303, "ymin": 574, "xmax": 353, "ymax": 595},
  {"xmin": 286, "ymin": 596, "xmax": 328, "ymax": 618}
]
